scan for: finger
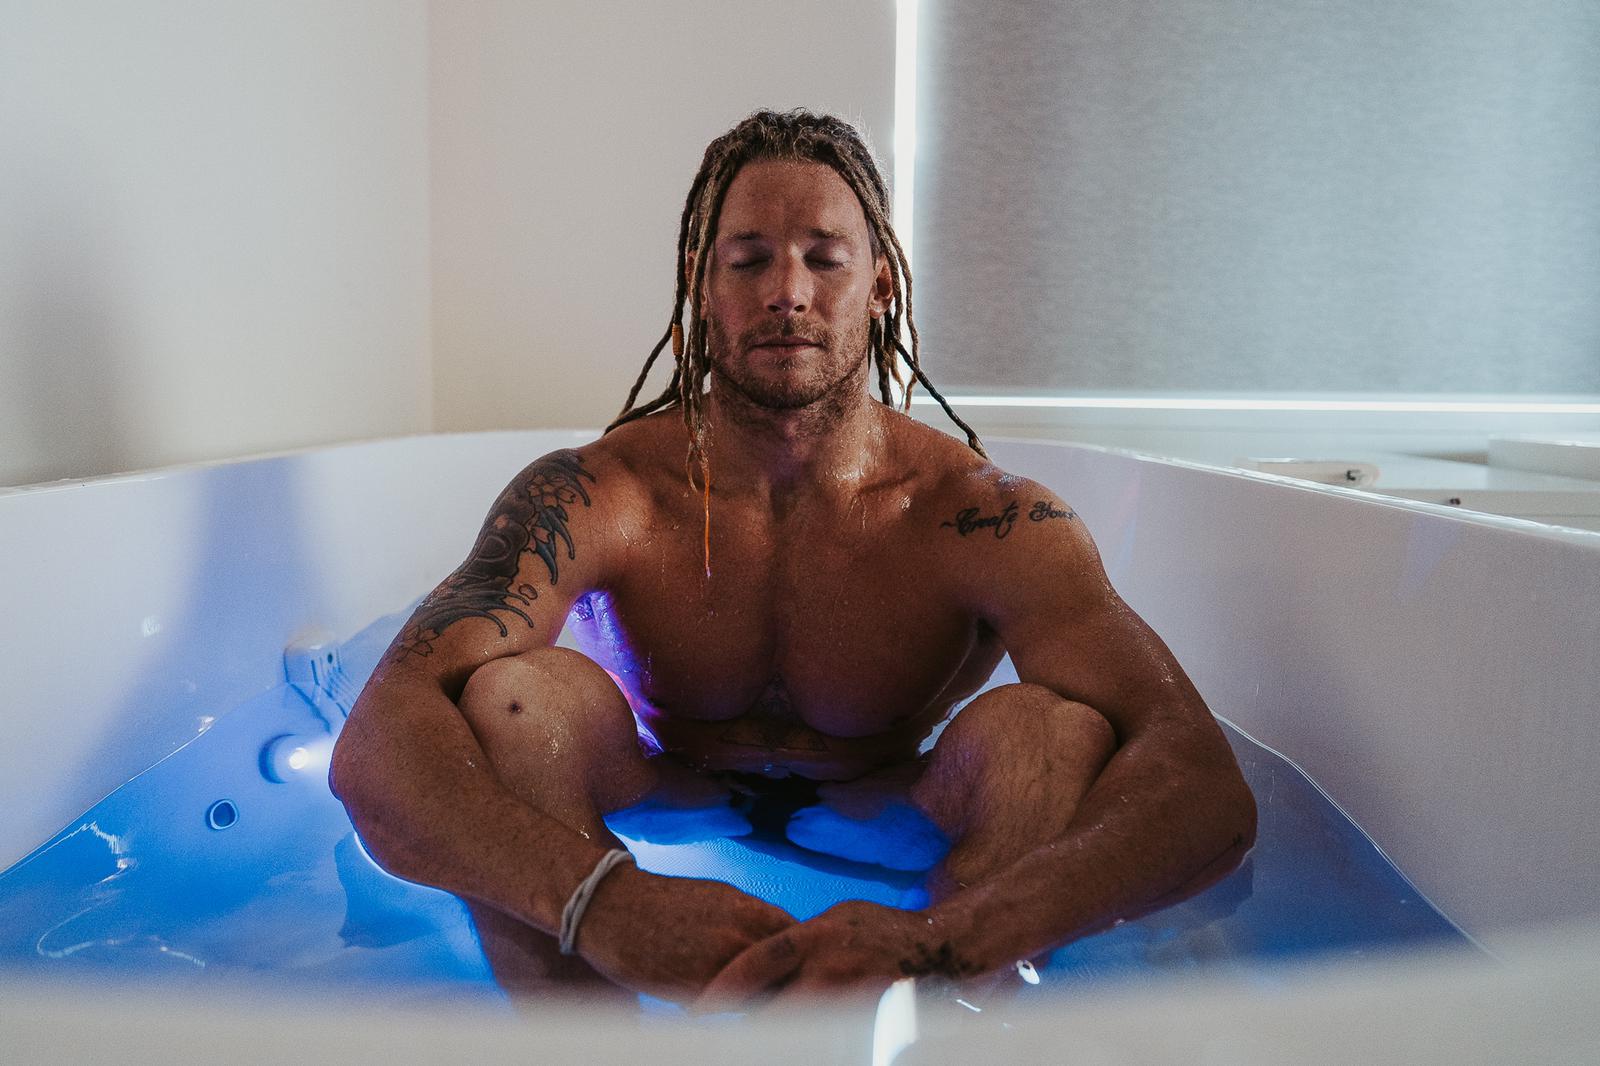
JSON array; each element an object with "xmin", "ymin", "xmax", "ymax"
[{"xmin": 693, "ymin": 931, "xmax": 803, "ymax": 1013}]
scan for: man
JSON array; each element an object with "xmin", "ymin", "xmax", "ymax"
[{"xmin": 329, "ymin": 110, "xmax": 1256, "ymax": 1006}]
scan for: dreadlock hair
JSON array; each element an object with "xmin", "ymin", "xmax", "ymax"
[
  {"xmin": 604, "ymin": 110, "xmax": 984, "ymax": 574},
  {"xmin": 606, "ymin": 109, "xmax": 984, "ymax": 472}
]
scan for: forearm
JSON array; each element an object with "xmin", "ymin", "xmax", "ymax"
[
  {"xmin": 329, "ymin": 680, "xmax": 611, "ymax": 936},
  {"xmin": 929, "ymin": 726, "xmax": 1257, "ymax": 969}
]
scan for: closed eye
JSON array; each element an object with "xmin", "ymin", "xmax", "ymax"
[{"xmin": 729, "ymin": 258, "xmax": 846, "ymax": 271}]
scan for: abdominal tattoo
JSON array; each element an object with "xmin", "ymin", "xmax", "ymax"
[
  {"xmin": 388, "ymin": 450, "xmax": 595, "ymax": 659},
  {"xmin": 939, "ymin": 499, "xmax": 1076, "ymax": 539}
]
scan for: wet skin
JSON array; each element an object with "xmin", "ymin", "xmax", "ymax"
[{"xmin": 330, "ymin": 160, "xmax": 1257, "ymax": 1005}]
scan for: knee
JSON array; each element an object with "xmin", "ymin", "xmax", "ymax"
[
  {"xmin": 459, "ymin": 647, "xmax": 654, "ymax": 823},
  {"xmin": 942, "ymin": 683, "xmax": 1117, "ymax": 768},
  {"xmin": 459, "ymin": 647, "xmax": 636, "ymax": 750}
]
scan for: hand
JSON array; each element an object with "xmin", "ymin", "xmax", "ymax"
[
  {"xmin": 575, "ymin": 865, "xmax": 796, "ymax": 1003},
  {"xmin": 696, "ymin": 900, "xmax": 987, "ymax": 1010}
]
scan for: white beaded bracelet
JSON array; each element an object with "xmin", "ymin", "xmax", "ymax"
[{"xmin": 557, "ymin": 848, "xmax": 635, "ymax": 956}]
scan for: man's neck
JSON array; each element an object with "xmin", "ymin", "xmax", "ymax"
[{"xmin": 703, "ymin": 378, "xmax": 889, "ymax": 504}]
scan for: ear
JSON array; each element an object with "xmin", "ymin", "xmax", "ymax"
[
  {"xmin": 868, "ymin": 253, "xmax": 892, "ymax": 318},
  {"xmin": 685, "ymin": 248, "xmax": 712, "ymax": 311}
]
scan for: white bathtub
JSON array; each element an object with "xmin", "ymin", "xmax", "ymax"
[{"xmin": 3, "ymin": 429, "xmax": 1598, "ymax": 1061}]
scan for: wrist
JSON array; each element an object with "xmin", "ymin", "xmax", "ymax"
[
  {"xmin": 558, "ymin": 848, "xmax": 634, "ymax": 955},
  {"xmin": 570, "ymin": 860, "xmax": 650, "ymax": 961},
  {"xmin": 922, "ymin": 881, "xmax": 1030, "ymax": 976}
]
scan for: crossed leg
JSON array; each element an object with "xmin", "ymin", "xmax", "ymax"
[
  {"xmin": 795, "ymin": 683, "xmax": 1117, "ymax": 903},
  {"xmin": 456, "ymin": 652, "xmax": 1114, "ymax": 996},
  {"xmin": 454, "ymin": 646, "xmax": 662, "ymax": 1000}
]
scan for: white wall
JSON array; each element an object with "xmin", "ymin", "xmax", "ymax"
[
  {"xmin": 0, "ymin": 1, "xmax": 432, "ymax": 489},
  {"xmin": 428, "ymin": 0, "xmax": 897, "ymax": 434},
  {"xmin": 0, "ymin": 0, "xmax": 896, "ymax": 488}
]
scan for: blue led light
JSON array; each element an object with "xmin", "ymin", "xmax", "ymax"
[{"xmin": 261, "ymin": 734, "xmax": 316, "ymax": 783}]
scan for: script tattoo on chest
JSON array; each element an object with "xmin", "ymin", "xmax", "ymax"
[
  {"xmin": 388, "ymin": 450, "xmax": 595, "ymax": 660},
  {"xmin": 1028, "ymin": 500, "xmax": 1076, "ymax": 523},
  {"xmin": 939, "ymin": 499, "xmax": 1077, "ymax": 539},
  {"xmin": 941, "ymin": 501, "xmax": 1018, "ymax": 539},
  {"xmin": 717, "ymin": 676, "xmax": 828, "ymax": 752}
]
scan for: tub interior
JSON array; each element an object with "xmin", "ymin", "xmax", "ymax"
[
  {"xmin": 0, "ymin": 599, "xmax": 1465, "ymax": 1005},
  {"xmin": 1, "ymin": 428, "xmax": 1597, "ymax": 1002}
]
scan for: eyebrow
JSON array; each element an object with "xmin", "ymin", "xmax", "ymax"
[{"xmin": 723, "ymin": 228, "xmax": 852, "ymax": 242}]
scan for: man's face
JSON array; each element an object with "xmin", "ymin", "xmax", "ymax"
[{"xmin": 700, "ymin": 159, "xmax": 891, "ymax": 412}]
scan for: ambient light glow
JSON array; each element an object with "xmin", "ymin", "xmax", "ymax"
[{"xmin": 261, "ymin": 734, "xmax": 330, "ymax": 783}]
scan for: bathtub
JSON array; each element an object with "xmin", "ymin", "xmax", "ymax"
[{"xmin": 2, "ymin": 429, "xmax": 1598, "ymax": 1061}]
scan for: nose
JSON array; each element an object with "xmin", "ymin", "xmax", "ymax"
[{"xmin": 764, "ymin": 253, "xmax": 812, "ymax": 316}]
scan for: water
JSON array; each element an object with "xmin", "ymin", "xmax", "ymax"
[{"xmin": 0, "ymin": 608, "xmax": 1469, "ymax": 1007}]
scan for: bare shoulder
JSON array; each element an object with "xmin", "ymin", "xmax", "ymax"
[
  {"xmin": 901, "ymin": 428, "xmax": 1084, "ymax": 547},
  {"xmin": 579, "ymin": 410, "xmax": 692, "ymax": 492},
  {"xmin": 472, "ymin": 422, "xmax": 679, "ymax": 580},
  {"xmin": 892, "ymin": 420, "xmax": 1107, "ymax": 617}
]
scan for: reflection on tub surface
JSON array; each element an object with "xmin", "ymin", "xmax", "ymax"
[{"xmin": 0, "ymin": 606, "xmax": 1469, "ymax": 1007}]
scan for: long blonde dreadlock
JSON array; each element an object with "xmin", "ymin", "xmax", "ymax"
[{"xmin": 604, "ymin": 109, "xmax": 984, "ymax": 571}]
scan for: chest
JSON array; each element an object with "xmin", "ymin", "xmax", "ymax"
[{"xmin": 567, "ymin": 493, "xmax": 986, "ymax": 736}]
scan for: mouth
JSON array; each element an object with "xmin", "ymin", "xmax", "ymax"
[{"xmin": 749, "ymin": 338, "xmax": 822, "ymax": 353}]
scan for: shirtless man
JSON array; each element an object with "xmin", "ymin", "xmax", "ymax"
[{"xmin": 328, "ymin": 110, "xmax": 1256, "ymax": 1006}]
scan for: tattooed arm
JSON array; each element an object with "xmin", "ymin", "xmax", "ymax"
[
  {"xmin": 328, "ymin": 450, "xmax": 611, "ymax": 933},
  {"xmin": 332, "ymin": 448, "xmax": 792, "ymax": 1000}
]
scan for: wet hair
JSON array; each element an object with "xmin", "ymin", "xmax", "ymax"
[{"xmin": 604, "ymin": 108, "xmax": 985, "ymax": 492}]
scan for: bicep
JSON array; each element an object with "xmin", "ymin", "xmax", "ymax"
[
  {"xmin": 973, "ymin": 492, "xmax": 1207, "ymax": 740},
  {"xmin": 367, "ymin": 448, "xmax": 609, "ymax": 701}
]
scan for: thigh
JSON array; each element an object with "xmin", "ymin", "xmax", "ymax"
[
  {"xmin": 458, "ymin": 646, "xmax": 657, "ymax": 825},
  {"xmin": 910, "ymin": 683, "xmax": 1115, "ymax": 896}
]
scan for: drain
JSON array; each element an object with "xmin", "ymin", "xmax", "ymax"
[{"xmin": 206, "ymin": 799, "xmax": 239, "ymax": 830}]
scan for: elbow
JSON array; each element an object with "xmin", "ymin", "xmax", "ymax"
[
  {"xmin": 1209, "ymin": 766, "xmax": 1258, "ymax": 869},
  {"xmin": 327, "ymin": 729, "xmax": 360, "ymax": 808},
  {"xmin": 327, "ymin": 740, "xmax": 407, "ymax": 880},
  {"xmin": 327, "ymin": 730, "xmax": 382, "ymax": 842},
  {"xmin": 1155, "ymin": 771, "xmax": 1256, "ymax": 908},
  {"xmin": 1235, "ymin": 776, "xmax": 1259, "ymax": 852}
]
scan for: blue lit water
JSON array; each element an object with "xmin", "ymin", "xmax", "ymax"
[{"xmin": 0, "ymin": 608, "xmax": 1469, "ymax": 1006}]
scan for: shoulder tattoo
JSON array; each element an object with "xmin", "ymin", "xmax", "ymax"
[
  {"xmin": 939, "ymin": 498, "xmax": 1076, "ymax": 540},
  {"xmin": 389, "ymin": 450, "xmax": 596, "ymax": 660}
]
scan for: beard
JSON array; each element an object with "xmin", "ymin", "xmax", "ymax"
[{"xmin": 705, "ymin": 314, "xmax": 873, "ymax": 412}]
